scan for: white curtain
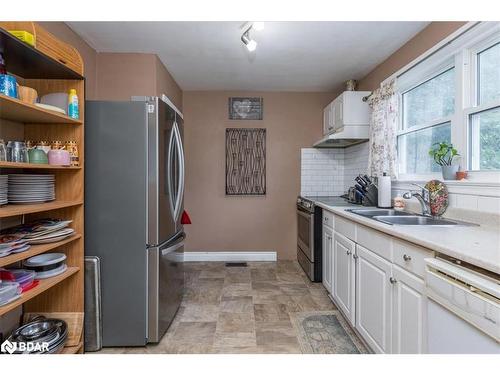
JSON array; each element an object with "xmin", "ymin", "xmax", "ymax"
[{"xmin": 367, "ymin": 80, "xmax": 399, "ymax": 178}]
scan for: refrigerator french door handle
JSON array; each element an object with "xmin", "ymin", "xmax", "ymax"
[
  {"xmin": 166, "ymin": 122, "xmax": 176, "ymax": 218},
  {"xmin": 172, "ymin": 121, "xmax": 185, "ymax": 222},
  {"xmin": 160, "ymin": 232, "xmax": 186, "ymax": 255}
]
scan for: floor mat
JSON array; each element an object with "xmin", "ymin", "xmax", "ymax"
[{"xmin": 290, "ymin": 310, "xmax": 368, "ymax": 354}]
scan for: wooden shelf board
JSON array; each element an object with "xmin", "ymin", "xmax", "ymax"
[
  {"xmin": 0, "ymin": 200, "xmax": 83, "ymax": 218},
  {"xmin": 0, "ymin": 234, "xmax": 81, "ymax": 268},
  {"xmin": 0, "ymin": 94, "xmax": 82, "ymax": 125},
  {"xmin": 0, "ymin": 266, "xmax": 79, "ymax": 315},
  {"xmin": 61, "ymin": 341, "xmax": 83, "ymax": 354},
  {"xmin": 0, "ymin": 161, "xmax": 81, "ymax": 170}
]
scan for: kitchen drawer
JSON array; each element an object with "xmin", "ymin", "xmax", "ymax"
[
  {"xmin": 357, "ymin": 224, "xmax": 392, "ymax": 261},
  {"xmin": 323, "ymin": 210, "xmax": 334, "ymax": 229},
  {"xmin": 393, "ymin": 239, "xmax": 433, "ymax": 278},
  {"xmin": 335, "ymin": 215, "xmax": 355, "ymax": 241}
]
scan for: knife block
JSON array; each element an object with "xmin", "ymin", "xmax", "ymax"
[{"xmin": 362, "ymin": 185, "xmax": 378, "ymax": 206}]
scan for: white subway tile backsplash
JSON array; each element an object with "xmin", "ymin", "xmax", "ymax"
[{"xmin": 300, "ymin": 143, "xmax": 369, "ymax": 197}]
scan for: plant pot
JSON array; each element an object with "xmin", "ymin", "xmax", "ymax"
[{"xmin": 441, "ymin": 165, "xmax": 459, "ymax": 180}]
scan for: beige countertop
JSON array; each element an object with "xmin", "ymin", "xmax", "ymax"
[{"xmin": 314, "ymin": 201, "xmax": 500, "ymax": 275}]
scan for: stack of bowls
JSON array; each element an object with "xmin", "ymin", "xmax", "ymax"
[
  {"xmin": 7, "ymin": 317, "xmax": 68, "ymax": 354},
  {"xmin": 23, "ymin": 253, "xmax": 67, "ymax": 279}
]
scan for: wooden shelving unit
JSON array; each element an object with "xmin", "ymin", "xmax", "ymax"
[
  {"xmin": 0, "ymin": 234, "xmax": 81, "ymax": 268},
  {"xmin": 0, "ymin": 161, "xmax": 81, "ymax": 170},
  {"xmin": 0, "ymin": 23, "xmax": 85, "ymax": 353},
  {"xmin": 0, "ymin": 94, "xmax": 82, "ymax": 124}
]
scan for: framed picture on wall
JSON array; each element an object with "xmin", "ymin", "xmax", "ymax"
[
  {"xmin": 226, "ymin": 128, "xmax": 266, "ymax": 195},
  {"xmin": 228, "ymin": 97, "xmax": 263, "ymax": 120}
]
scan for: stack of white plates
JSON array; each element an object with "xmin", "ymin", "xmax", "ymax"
[
  {"xmin": 0, "ymin": 175, "xmax": 7, "ymax": 205},
  {"xmin": 8, "ymin": 174, "xmax": 55, "ymax": 204}
]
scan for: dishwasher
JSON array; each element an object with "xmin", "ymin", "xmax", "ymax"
[{"xmin": 424, "ymin": 257, "xmax": 500, "ymax": 354}]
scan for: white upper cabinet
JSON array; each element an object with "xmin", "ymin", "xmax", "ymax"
[{"xmin": 322, "ymin": 91, "xmax": 371, "ymax": 135}]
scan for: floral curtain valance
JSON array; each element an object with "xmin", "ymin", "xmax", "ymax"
[{"xmin": 367, "ymin": 79, "xmax": 399, "ymax": 179}]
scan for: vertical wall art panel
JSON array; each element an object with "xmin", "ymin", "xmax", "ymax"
[{"xmin": 226, "ymin": 128, "xmax": 266, "ymax": 195}]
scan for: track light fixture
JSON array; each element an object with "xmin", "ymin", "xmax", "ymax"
[
  {"xmin": 241, "ymin": 30, "xmax": 257, "ymax": 52},
  {"xmin": 241, "ymin": 22, "xmax": 264, "ymax": 52}
]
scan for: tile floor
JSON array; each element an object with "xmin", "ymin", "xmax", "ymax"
[{"xmin": 100, "ymin": 261, "xmax": 338, "ymax": 354}]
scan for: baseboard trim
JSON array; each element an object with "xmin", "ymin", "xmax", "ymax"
[{"xmin": 183, "ymin": 251, "xmax": 277, "ymax": 262}]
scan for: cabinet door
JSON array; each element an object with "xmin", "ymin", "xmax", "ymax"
[
  {"xmin": 392, "ymin": 265, "xmax": 426, "ymax": 354},
  {"xmin": 323, "ymin": 103, "xmax": 334, "ymax": 135},
  {"xmin": 333, "ymin": 96, "xmax": 343, "ymax": 131},
  {"xmin": 322, "ymin": 225, "xmax": 333, "ymax": 293},
  {"xmin": 355, "ymin": 244, "xmax": 392, "ymax": 353},
  {"xmin": 333, "ymin": 232, "xmax": 355, "ymax": 325}
]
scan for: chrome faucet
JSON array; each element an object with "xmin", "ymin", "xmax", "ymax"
[{"xmin": 403, "ymin": 183, "xmax": 432, "ymax": 217}]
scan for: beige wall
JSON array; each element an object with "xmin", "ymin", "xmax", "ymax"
[
  {"xmin": 94, "ymin": 53, "xmax": 157, "ymax": 100},
  {"xmin": 183, "ymin": 91, "xmax": 333, "ymax": 259},
  {"xmin": 155, "ymin": 56, "xmax": 183, "ymax": 111},
  {"xmin": 37, "ymin": 23, "xmax": 183, "ymax": 108},
  {"xmin": 358, "ymin": 21, "xmax": 467, "ymax": 90}
]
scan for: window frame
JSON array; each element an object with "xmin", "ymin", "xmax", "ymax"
[{"xmin": 395, "ymin": 22, "xmax": 500, "ymax": 183}]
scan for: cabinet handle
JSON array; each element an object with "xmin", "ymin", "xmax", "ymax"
[
  {"xmin": 389, "ymin": 277, "xmax": 397, "ymax": 284},
  {"xmin": 403, "ymin": 254, "xmax": 412, "ymax": 261},
  {"xmin": 346, "ymin": 250, "xmax": 352, "ymax": 255},
  {"xmin": 353, "ymin": 254, "xmax": 358, "ymax": 259}
]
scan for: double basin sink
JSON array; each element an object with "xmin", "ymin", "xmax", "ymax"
[{"xmin": 346, "ymin": 208, "xmax": 476, "ymax": 227}]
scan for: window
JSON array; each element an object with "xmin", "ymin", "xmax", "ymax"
[
  {"xmin": 403, "ymin": 68, "xmax": 455, "ymax": 129},
  {"xmin": 398, "ymin": 67, "xmax": 455, "ymax": 175},
  {"xmin": 469, "ymin": 107, "xmax": 500, "ymax": 170},
  {"xmin": 470, "ymin": 41, "xmax": 500, "ymax": 171},
  {"xmin": 396, "ymin": 22, "xmax": 500, "ymax": 180},
  {"xmin": 477, "ymin": 42, "xmax": 500, "ymax": 105}
]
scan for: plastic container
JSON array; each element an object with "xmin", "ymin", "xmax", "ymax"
[
  {"xmin": 8, "ymin": 30, "xmax": 36, "ymax": 47},
  {"xmin": 67, "ymin": 89, "xmax": 79, "ymax": 119},
  {"xmin": 0, "ymin": 281, "xmax": 21, "ymax": 305},
  {"xmin": 10, "ymin": 269, "xmax": 36, "ymax": 287}
]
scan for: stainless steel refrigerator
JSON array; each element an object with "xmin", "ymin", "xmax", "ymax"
[{"xmin": 85, "ymin": 96, "xmax": 185, "ymax": 346}]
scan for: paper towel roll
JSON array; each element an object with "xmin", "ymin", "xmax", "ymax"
[{"xmin": 378, "ymin": 173, "xmax": 392, "ymax": 208}]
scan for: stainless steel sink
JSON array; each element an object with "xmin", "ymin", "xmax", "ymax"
[
  {"xmin": 373, "ymin": 215, "xmax": 467, "ymax": 226},
  {"xmin": 345, "ymin": 209, "xmax": 477, "ymax": 226},
  {"xmin": 347, "ymin": 209, "xmax": 414, "ymax": 218}
]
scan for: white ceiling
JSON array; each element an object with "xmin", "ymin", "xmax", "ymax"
[{"xmin": 67, "ymin": 21, "xmax": 429, "ymax": 91}]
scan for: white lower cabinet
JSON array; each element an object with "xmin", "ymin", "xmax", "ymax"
[
  {"xmin": 391, "ymin": 265, "xmax": 426, "ymax": 354},
  {"xmin": 355, "ymin": 244, "xmax": 392, "ymax": 354},
  {"xmin": 333, "ymin": 231, "xmax": 356, "ymax": 325},
  {"xmin": 322, "ymin": 224, "xmax": 333, "ymax": 293},
  {"xmin": 322, "ymin": 210, "xmax": 429, "ymax": 353}
]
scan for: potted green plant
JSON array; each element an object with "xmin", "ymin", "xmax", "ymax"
[{"xmin": 428, "ymin": 142, "xmax": 460, "ymax": 180}]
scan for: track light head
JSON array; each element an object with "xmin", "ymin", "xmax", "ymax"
[{"xmin": 241, "ymin": 31, "xmax": 257, "ymax": 52}]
